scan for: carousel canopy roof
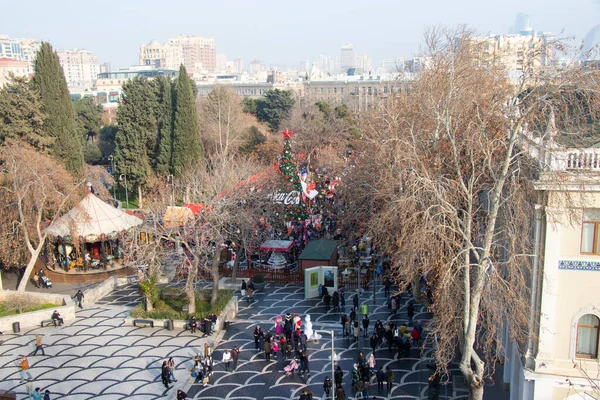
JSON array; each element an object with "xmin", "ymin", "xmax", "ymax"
[
  {"xmin": 259, "ymin": 240, "xmax": 294, "ymax": 252},
  {"xmin": 45, "ymin": 192, "xmax": 143, "ymax": 243}
]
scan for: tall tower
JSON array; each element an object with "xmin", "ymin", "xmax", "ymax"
[{"xmin": 340, "ymin": 44, "xmax": 356, "ymax": 72}]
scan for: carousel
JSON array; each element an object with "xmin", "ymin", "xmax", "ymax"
[{"xmin": 44, "ymin": 183, "xmax": 143, "ymax": 274}]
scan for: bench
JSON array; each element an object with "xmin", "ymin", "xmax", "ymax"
[
  {"xmin": 133, "ymin": 319, "xmax": 154, "ymax": 328},
  {"xmin": 41, "ymin": 319, "xmax": 54, "ymax": 327}
]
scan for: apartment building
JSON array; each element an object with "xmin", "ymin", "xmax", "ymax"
[
  {"xmin": 0, "ymin": 35, "xmax": 41, "ymax": 74},
  {"xmin": 56, "ymin": 49, "xmax": 99, "ymax": 89},
  {"xmin": 0, "ymin": 58, "xmax": 29, "ymax": 86},
  {"xmin": 140, "ymin": 35, "xmax": 216, "ymax": 74}
]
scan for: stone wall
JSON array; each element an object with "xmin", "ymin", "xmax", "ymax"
[{"xmin": 0, "ymin": 291, "xmax": 75, "ymax": 333}]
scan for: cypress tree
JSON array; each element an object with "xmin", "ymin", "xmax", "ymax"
[
  {"xmin": 155, "ymin": 76, "xmax": 174, "ymax": 175},
  {"xmin": 172, "ymin": 65, "xmax": 203, "ymax": 174},
  {"xmin": 32, "ymin": 42, "xmax": 83, "ymax": 173},
  {"xmin": 114, "ymin": 77, "xmax": 156, "ymax": 190}
]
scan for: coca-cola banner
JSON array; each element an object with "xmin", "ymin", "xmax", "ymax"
[{"xmin": 271, "ymin": 190, "xmax": 301, "ymax": 205}]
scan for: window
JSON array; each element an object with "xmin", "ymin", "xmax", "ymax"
[
  {"xmin": 581, "ymin": 209, "xmax": 600, "ymax": 254},
  {"xmin": 576, "ymin": 314, "xmax": 599, "ymax": 358}
]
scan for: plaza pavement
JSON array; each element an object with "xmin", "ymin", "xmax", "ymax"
[{"xmin": 0, "ymin": 276, "xmax": 509, "ymax": 399}]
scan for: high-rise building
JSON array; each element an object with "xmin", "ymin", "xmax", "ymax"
[
  {"xmin": 355, "ymin": 53, "xmax": 372, "ymax": 73},
  {"xmin": 56, "ymin": 49, "xmax": 99, "ymax": 89},
  {"xmin": 99, "ymin": 62, "xmax": 111, "ymax": 74},
  {"xmin": 248, "ymin": 60, "xmax": 265, "ymax": 74},
  {"xmin": 0, "ymin": 35, "xmax": 41, "ymax": 74},
  {"xmin": 232, "ymin": 59, "xmax": 244, "ymax": 74},
  {"xmin": 512, "ymin": 13, "xmax": 533, "ymax": 35},
  {"xmin": 167, "ymin": 34, "xmax": 216, "ymax": 73},
  {"xmin": 140, "ymin": 35, "xmax": 216, "ymax": 74},
  {"xmin": 216, "ymin": 53, "xmax": 227, "ymax": 72},
  {"xmin": 340, "ymin": 44, "xmax": 356, "ymax": 71}
]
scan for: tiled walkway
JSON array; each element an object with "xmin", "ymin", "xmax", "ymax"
[
  {"xmin": 186, "ymin": 282, "xmax": 447, "ymax": 400},
  {"xmin": 0, "ymin": 304, "xmax": 214, "ymax": 399}
]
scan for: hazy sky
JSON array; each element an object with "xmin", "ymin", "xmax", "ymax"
[{"xmin": 2, "ymin": 0, "xmax": 599, "ymax": 69}]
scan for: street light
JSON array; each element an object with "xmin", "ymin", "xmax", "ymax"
[
  {"xmin": 119, "ymin": 174, "xmax": 128, "ymax": 209},
  {"xmin": 314, "ymin": 329, "xmax": 336, "ymax": 400}
]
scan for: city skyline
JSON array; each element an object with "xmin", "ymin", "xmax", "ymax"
[{"xmin": 1, "ymin": 0, "xmax": 598, "ymax": 70}]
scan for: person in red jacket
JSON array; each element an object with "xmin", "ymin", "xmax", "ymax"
[{"xmin": 411, "ymin": 327, "xmax": 421, "ymax": 346}]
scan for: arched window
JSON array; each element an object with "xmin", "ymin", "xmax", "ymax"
[{"xmin": 576, "ymin": 314, "xmax": 599, "ymax": 359}]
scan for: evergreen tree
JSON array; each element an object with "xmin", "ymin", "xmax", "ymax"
[
  {"xmin": 32, "ymin": 42, "xmax": 84, "ymax": 173},
  {"xmin": 155, "ymin": 76, "xmax": 174, "ymax": 174},
  {"xmin": 0, "ymin": 75, "xmax": 52, "ymax": 151},
  {"xmin": 256, "ymin": 89, "xmax": 295, "ymax": 132},
  {"xmin": 114, "ymin": 77, "xmax": 157, "ymax": 190},
  {"xmin": 172, "ymin": 64, "xmax": 203, "ymax": 174},
  {"xmin": 278, "ymin": 130, "xmax": 308, "ymax": 221}
]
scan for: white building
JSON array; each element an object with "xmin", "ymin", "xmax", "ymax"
[
  {"xmin": 503, "ymin": 138, "xmax": 600, "ymax": 399},
  {"xmin": 56, "ymin": 49, "xmax": 99, "ymax": 89},
  {"xmin": 0, "ymin": 58, "xmax": 29, "ymax": 86},
  {"xmin": 0, "ymin": 35, "xmax": 41, "ymax": 74},
  {"xmin": 140, "ymin": 35, "xmax": 216, "ymax": 74},
  {"xmin": 139, "ymin": 39, "xmax": 183, "ymax": 71}
]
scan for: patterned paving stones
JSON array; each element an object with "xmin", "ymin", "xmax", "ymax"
[
  {"xmin": 185, "ymin": 282, "xmax": 450, "ymax": 400},
  {"xmin": 0, "ymin": 302, "xmax": 215, "ymax": 399}
]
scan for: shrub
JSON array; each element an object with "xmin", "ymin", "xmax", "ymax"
[
  {"xmin": 153, "ymin": 299, "xmax": 166, "ymax": 309},
  {"xmin": 129, "ymin": 289, "xmax": 233, "ymax": 320},
  {"xmin": 253, "ymin": 274, "xmax": 265, "ymax": 284}
]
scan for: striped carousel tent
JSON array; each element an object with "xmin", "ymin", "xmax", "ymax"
[{"xmin": 45, "ymin": 188, "xmax": 143, "ymax": 243}]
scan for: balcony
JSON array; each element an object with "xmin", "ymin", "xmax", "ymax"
[{"xmin": 544, "ymin": 148, "xmax": 600, "ymax": 171}]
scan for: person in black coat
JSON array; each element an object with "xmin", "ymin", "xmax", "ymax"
[
  {"xmin": 362, "ymin": 315, "xmax": 370, "ymax": 338},
  {"xmin": 332, "ymin": 291, "xmax": 339, "ymax": 312},
  {"xmin": 323, "ymin": 293, "xmax": 331, "ymax": 311},
  {"xmin": 334, "ymin": 365, "xmax": 343, "ymax": 387},
  {"xmin": 370, "ymin": 332, "xmax": 379, "ymax": 354},
  {"xmin": 161, "ymin": 361, "xmax": 171, "ymax": 389}
]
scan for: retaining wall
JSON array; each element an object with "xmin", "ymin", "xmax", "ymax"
[{"xmin": 0, "ymin": 291, "xmax": 75, "ymax": 333}]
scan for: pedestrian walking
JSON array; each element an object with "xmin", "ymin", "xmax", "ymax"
[
  {"xmin": 334, "ymin": 365, "xmax": 343, "ymax": 387},
  {"xmin": 231, "ymin": 346, "xmax": 240, "ymax": 371},
  {"xmin": 168, "ymin": 357, "xmax": 177, "ymax": 382},
  {"xmin": 73, "ymin": 290, "xmax": 84, "ymax": 309},
  {"xmin": 353, "ymin": 293, "xmax": 359, "ymax": 310},
  {"xmin": 323, "ymin": 292, "xmax": 331, "ymax": 311},
  {"xmin": 299, "ymin": 350, "xmax": 310, "ymax": 377},
  {"xmin": 353, "ymin": 320, "xmax": 360, "ymax": 343},
  {"xmin": 18, "ymin": 355, "xmax": 33, "ymax": 382},
  {"xmin": 253, "ymin": 326, "xmax": 263, "ymax": 351},
  {"xmin": 384, "ymin": 277, "xmax": 391, "ymax": 296},
  {"xmin": 189, "ymin": 316, "xmax": 197, "ymax": 333},
  {"xmin": 222, "ymin": 349, "xmax": 232, "ymax": 372},
  {"xmin": 43, "ymin": 390, "xmax": 51, "ymax": 400},
  {"xmin": 368, "ymin": 353, "xmax": 376, "ymax": 373},
  {"xmin": 332, "ymin": 290, "xmax": 339, "ymax": 312},
  {"xmin": 340, "ymin": 288, "xmax": 346, "ymax": 310},
  {"xmin": 362, "ymin": 315, "xmax": 370, "ymax": 338},
  {"xmin": 248, "ymin": 281, "xmax": 254, "ymax": 303},
  {"xmin": 370, "ymin": 332, "xmax": 379, "ymax": 354},
  {"xmin": 176, "ymin": 389, "xmax": 187, "ymax": 400},
  {"xmin": 340, "ymin": 314, "xmax": 348, "ymax": 336},
  {"xmin": 32, "ymin": 334, "xmax": 45, "ymax": 356},
  {"xmin": 264, "ymin": 337, "xmax": 272, "ymax": 362},
  {"xmin": 241, "ymin": 280, "xmax": 247, "ymax": 297},
  {"xmin": 384, "ymin": 366, "xmax": 394, "ymax": 392},
  {"xmin": 376, "ymin": 367, "xmax": 385, "ymax": 392},
  {"xmin": 323, "ymin": 376, "xmax": 332, "ymax": 398},
  {"xmin": 351, "ymin": 364, "xmax": 360, "ymax": 393},
  {"xmin": 391, "ymin": 297, "xmax": 397, "ymax": 314},
  {"xmin": 335, "ymin": 384, "xmax": 346, "ymax": 400},
  {"xmin": 299, "ymin": 330, "xmax": 308, "ymax": 352},
  {"xmin": 407, "ymin": 302, "xmax": 415, "ymax": 326},
  {"xmin": 411, "ymin": 327, "xmax": 421, "ymax": 346},
  {"xmin": 161, "ymin": 360, "xmax": 171, "ymax": 389},
  {"xmin": 32, "ymin": 388, "xmax": 42, "ymax": 400}
]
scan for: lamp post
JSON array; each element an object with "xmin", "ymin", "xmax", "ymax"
[
  {"xmin": 119, "ymin": 174, "xmax": 128, "ymax": 209},
  {"xmin": 315, "ymin": 329, "xmax": 336, "ymax": 400}
]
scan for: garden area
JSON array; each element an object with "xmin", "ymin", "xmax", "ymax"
[
  {"xmin": 130, "ymin": 286, "xmax": 233, "ymax": 320},
  {"xmin": 0, "ymin": 297, "xmax": 56, "ymax": 318}
]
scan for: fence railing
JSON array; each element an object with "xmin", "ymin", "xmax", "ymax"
[{"xmin": 545, "ymin": 148, "xmax": 600, "ymax": 171}]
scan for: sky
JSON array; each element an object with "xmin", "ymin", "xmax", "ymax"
[{"xmin": 1, "ymin": 0, "xmax": 599, "ymax": 70}]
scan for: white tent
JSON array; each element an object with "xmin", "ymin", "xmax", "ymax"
[{"xmin": 45, "ymin": 192, "xmax": 143, "ymax": 243}]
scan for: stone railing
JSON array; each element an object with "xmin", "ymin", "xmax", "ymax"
[
  {"xmin": 0, "ymin": 291, "xmax": 75, "ymax": 333},
  {"xmin": 544, "ymin": 148, "xmax": 600, "ymax": 171}
]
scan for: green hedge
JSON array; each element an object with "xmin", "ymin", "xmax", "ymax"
[
  {"xmin": 130, "ymin": 289, "xmax": 233, "ymax": 320},
  {"xmin": 0, "ymin": 303, "xmax": 56, "ymax": 318}
]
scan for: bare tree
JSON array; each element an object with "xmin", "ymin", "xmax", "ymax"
[
  {"xmin": 0, "ymin": 142, "xmax": 81, "ymax": 292},
  {"xmin": 349, "ymin": 28, "xmax": 600, "ymax": 400}
]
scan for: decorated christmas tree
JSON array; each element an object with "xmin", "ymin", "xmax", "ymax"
[{"xmin": 279, "ymin": 130, "xmax": 309, "ymax": 221}]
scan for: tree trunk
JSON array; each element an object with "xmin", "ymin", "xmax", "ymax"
[
  {"xmin": 231, "ymin": 244, "xmax": 244, "ymax": 282},
  {"xmin": 469, "ymin": 382, "xmax": 484, "ymax": 400},
  {"xmin": 186, "ymin": 259, "xmax": 199, "ymax": 314},
  {"xmin": 145, "ymin": 293, "xmax": 153, "ymax": 312},
  {"xmin": 138, "ymin": 186, "xmax": 143, "ymax": 209},
  {"xmin": 211, "ymin": 238, "xmax": 223, "ymax": 305},
  {"xmin": 17, "ymin": 243, "xmax": 45, "ymax": 292}
]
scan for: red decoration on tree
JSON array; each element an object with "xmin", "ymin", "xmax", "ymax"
[{"xmin": 282, "ymin": 129, "xmax": 292, "ymax": 139}]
